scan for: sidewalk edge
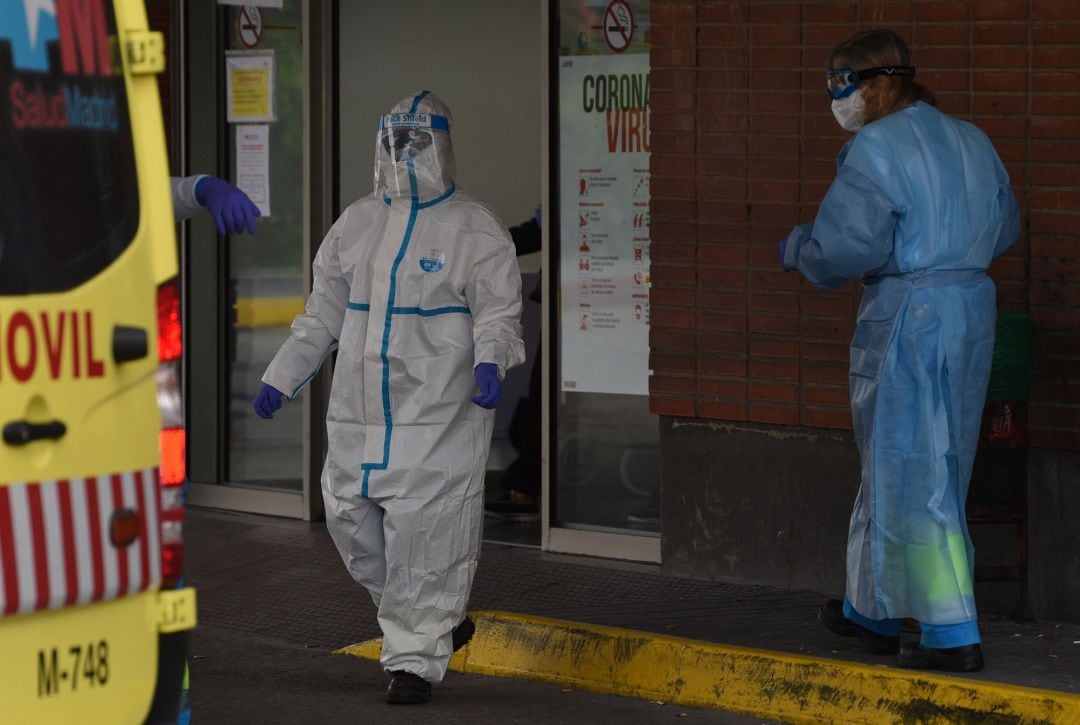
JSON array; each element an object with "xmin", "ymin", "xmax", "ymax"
[{"xmin": 337, "ymin": 610, "xmax": 1080, "ymax": 723}]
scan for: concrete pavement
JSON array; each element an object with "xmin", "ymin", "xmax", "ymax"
[{"xmin": 185, "ymin": 507, "xmax": 1080, "ymax": 723}]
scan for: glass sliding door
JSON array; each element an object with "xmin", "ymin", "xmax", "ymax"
[
  {"xmin": 547, "ymin": 0, "xmax": 660, "ymax": 560},
  {"xmin": 223, "ymin": 2, "xmax": 305, "ymax": 491},
  {"xmin": 184, "ymin": 1, "xmax": 334, "ymax": 518}
]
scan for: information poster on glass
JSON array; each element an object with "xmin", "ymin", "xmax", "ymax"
[
  {"xmin": 558, "ymin": 2, "xmax": 650, "ymax": 395},
  {"xmin": 225, "ymin": 50, "xmax": 276, "ymax": 123}
]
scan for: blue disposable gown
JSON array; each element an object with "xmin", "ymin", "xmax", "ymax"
[{"xmin": 783, "ymin": 102, "xmax": 1019, "ymax": 626}]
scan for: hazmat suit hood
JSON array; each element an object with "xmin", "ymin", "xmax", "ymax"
[{"xmin": 374, "ymin": 91, "xmax": 456, "ymax": 204}]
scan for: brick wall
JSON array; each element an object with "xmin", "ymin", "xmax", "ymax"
[{"xmin": 648, "ymin": 0, "xmax": 1080, "ymax": 450}]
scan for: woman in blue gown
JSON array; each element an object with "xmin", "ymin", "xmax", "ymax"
[{"xmin": 782, "ymin": 28, "xmax": 1019, "ymax": 672}]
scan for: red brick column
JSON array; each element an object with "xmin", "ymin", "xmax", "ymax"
[
  {"xmin": 1027, "ymin": 1, "xmax": 1080, "ymax": 450},
  {"xmin": 648, "ymin": 2, "xmax": 700, "ymax": 418}
]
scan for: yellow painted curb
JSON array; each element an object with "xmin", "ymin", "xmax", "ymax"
[
  {"xmin": 337, "ymin": 610, "xmax": 1080, "ymax": 724},
  {"xmin": 234, "ymin": 296, "xmax": 304, "ymax": 328}
]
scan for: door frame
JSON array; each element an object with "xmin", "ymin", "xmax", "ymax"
[
  {"xmin": 539, "ymin": 0, "xmax": 661, "ymax": 564},
  {"xmin": 182, "ymin": 0, "xmax": 336, "ymax": 521}
]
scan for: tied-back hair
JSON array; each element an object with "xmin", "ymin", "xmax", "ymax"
[{"xmin": 828, "ymin": 28, "xmax": 936, "ymax": 119}]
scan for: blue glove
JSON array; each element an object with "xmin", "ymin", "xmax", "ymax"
[
  {"xmin": 253, "ymin": 384, "xmax": 284, "ymax": 419},
  {"xmin": 195, "ymin": 176, "xmax": 261, "ymax": 236},
  {"xmin": 471, "ymin": 363, "xmax": 501, "ymax": 409},
  {"xmin": 778, "ymin": 237, "xmax": 789, "ymax": 271}
]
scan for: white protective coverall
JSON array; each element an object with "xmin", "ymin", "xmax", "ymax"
[
  {"xmin": 261, "ymin": 91, "xmax": 525, "ymax": 682},
  {"xmin": 170, "ymin": 175, "xmax": 207, "ymax": 222}
]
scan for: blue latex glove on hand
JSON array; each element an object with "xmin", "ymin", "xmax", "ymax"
[
  {"xmin": 195, "ymin": 176, "xmax": 261, "ymax": 236},
  {"xmin": 471, "ymin": 363, "xmax": 501, "ymax": 409},
  {"xmin": 778, "ymin": 237, "xmax": 789, "ymax": 271},
  {"xmin": 253, "ymin": 384, "xmax": 285, "ymax": 419}
]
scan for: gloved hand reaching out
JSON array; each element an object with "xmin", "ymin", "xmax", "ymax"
[
  {"xmin": 253, "ymin": 384, "xmax": 285, "ymax": 419},
  {"xmin": 470, "ymin": 363, "xmax": 501, "ymax": 409},
  {"xmin": 778, "ymin": 237, "xmax": 789, "ymax": 271},
  {"xmin": 195, "ymin": 176, "xmax": 262, "ymax": 236}
]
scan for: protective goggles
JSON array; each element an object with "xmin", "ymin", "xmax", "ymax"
[{"xmin": 826, "ymin": 66, "xmax": 915, "ymax": 99}]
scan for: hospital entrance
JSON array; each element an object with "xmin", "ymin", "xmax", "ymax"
[{"xmin": 179, "ymin": 0, "xmax": 662, "ymax": 564}]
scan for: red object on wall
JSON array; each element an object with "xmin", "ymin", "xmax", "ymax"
[{"xmin": 982, "ymin": 401, "xmax": 1029, "ymax": 449}]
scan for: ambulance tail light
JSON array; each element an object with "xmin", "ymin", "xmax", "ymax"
[{"xmin": 156, "ymin": 278, "xmax": 186, "ymax": 589}]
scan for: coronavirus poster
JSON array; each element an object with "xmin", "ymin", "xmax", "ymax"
[{"xmin": 559, "ymin": 51, "xmax": 651, "ymax": 395}]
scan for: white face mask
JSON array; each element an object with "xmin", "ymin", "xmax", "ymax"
[{"xmin": 831, "ymin": 87, "xmax": 866, "ymax": 133}]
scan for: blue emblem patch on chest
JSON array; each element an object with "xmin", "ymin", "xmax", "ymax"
[{"xmin": 419, "ymin": 249, "xmax": 446, "ymax": 273}]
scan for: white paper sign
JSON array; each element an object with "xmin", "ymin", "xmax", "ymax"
[
  {"xmin": 559, "ymin": 53, "xmax": 651, "ymax": 395},
  {"xmin": 235, "ymin": 125, "xmax": 271, "ymax": 217}
]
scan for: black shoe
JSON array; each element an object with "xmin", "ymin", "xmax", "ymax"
[
  {"xmin": 818, "ymin": 598, "xmax": 861, "ymax": 636},
  {"xmin": 386, "ymin": 671, "xmax": 431, "ymax": 704},
  {"xmin": 898, "ymin": 642, "xmax": 984, "ymax": 672},
  {"xmin": 452, "ymin": 616, "xmax": 475, "ymax": 651},
  {"xmin": 818, "ymin": 599, "xmax": 900, "ymax": 655},
  {"xmin": 484, "ymin": 494, "xmax": 539, "ymax": 523}
]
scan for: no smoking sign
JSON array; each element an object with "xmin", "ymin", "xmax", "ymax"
[
  {"xmin": 238, "ymin": 6, "xmax": 263, "ymax": 48},
  {"xmin": 603, "ymin": 0, "xmax": 634, "ymax": 53}
]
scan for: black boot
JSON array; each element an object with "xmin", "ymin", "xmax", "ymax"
[
  {"xmin": 818, "ymin": 599, "xmax": 900, "ymax": 655},
  {"xmin": 452, "ymin": 615, "xmax": 475, "ymax": 652},
  {"xmin": 386, "ymin": 671, "xmax": 431, "ymax": 704},
  {"xmin": 898, "ymin": 642, "xmax": 984, "ymax": 672}
]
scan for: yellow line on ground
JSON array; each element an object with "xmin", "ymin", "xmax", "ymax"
[
  {"xmin": 337, "ymin": 610, "xmax": 1080, "ymax": 724},
  {"xmin": 234, "ymin": 296, "xmax": 305, "ymax": 328}
]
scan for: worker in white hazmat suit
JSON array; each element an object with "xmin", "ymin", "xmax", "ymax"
[{"xmin": 252, "ymin": 90, "xmax": 525, "ymax": 704}]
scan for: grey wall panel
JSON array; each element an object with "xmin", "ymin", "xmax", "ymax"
[
  {"xmin": 1028, "ymin": 450, "xmax": 1080, "ymax": 621},
  {"xmin": 660, "ymin": 419, "xmax": 1080, "ymax": 622},
  {"xmin": 337, "ymin": 1, "xmax": 542, "ymax": 231},
  {"xmin": 659, "ymin": 418, "xmax": 860, "ymax": 595}
]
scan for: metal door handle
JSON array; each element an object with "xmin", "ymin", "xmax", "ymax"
[{"xmin": 3, "ymin": 420, "xmax": 67, "ymax": 445}]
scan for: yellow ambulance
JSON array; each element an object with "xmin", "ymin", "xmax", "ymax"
[{"xmin": 1, "ymin": 0, "xmax": 196, "ymax": 722}]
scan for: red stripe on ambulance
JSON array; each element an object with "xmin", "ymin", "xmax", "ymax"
[
  {"xmin": 25, "ymin": 484, "xmax": 51, "ymax": 610},
  {"xmin": 134, "ymin": 471, "xmax": 151, "ymax": 592},
  {"xmin": 110, "ymin": 474, "xmax": 129, "ymax": 596},
  {"xmin": 147, "ymin": 469, "xmax": 162, "ymax": 584},
  {"xmin": 0, "ymin": 487, "xmax": 19, "ymax": 615},
  {"xmin": 57, "ymin": 480, "xmax": 80, "ymax": 606},
  {"xmin": 85, "ymin": 476, "xmax": 106, "ymax": 602}
]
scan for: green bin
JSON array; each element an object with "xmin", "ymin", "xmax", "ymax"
[
  {"xmin": 986, "ymin": 312, "xmax": 1033, "ymax": 403},
  {"xmin": 970, "ymin": 313, "xmax": 1032, "ymax": 505}
]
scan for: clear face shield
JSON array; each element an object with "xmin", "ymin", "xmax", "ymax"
[
  {"xmin": 381, "ymin": 127, "xmax": 435, "ymax": 163},
  {"xmin": 373, "ymin": 96, "xmax": 455, "ymax": 203}
]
